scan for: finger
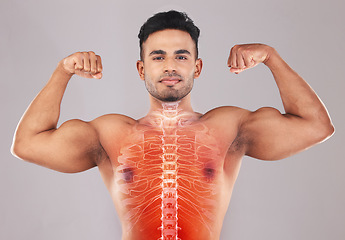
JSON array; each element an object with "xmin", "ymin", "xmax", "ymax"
[
  {"xmin": 227, "ymin": 50, "xmax": 232, "ymax": 67},
  {"xmin": 74, "ymin": 53, "xmax": 84, "ymax": 71},
  {"xmin": 228, "ymin": 46, "xmax": 237, "ymax": 68},
  {"xmin": 230, "ymin": 67, "xmax": 244, "ymax": 74},
  {"xmin": 243, "ymin": 53, "xmax": 254, "ymax": 68},
  {"xmin": 83, "ymin": 52, "xmax": 91, "ymax": 72},
  {"xmin": 96, "ymin": 55, "xmax": 103, "ymax": 73},
  {"xmin": 92, "ymin": 72, "xmax": 103, "ymax": 79},
  {"xmin": 88, "ymin": 51, "xmax": 97, "ymax": 74},
  {"xmin": 236, "ymin": 51, "xmax": 245, "ymax": 69}
]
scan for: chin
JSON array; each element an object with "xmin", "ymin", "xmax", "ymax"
[{"xmin": 161, "ymin": 97, "xmax": 181, "ymax": 102}]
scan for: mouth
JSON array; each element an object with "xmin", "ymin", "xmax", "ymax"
[{"xmin": 159, "ymin": 77, "xmax": 182, "ymax": 86}]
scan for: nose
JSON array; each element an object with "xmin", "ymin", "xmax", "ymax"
[{"xmin": 163, "ymin": 57, "xmax": 176, "ymax": 73}]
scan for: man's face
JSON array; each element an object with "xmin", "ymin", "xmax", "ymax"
[{"xmin": 137, "ymin": 29, "xmax": 202, "ymax": 102}]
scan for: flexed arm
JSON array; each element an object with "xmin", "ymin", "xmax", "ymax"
[
  {"xmin": 228, "ymin": 44, "xmax": 334, "ymax": 160},
  {"xmin": 11, "ymin": 52, "xmax": 105, "ymax": 172}
]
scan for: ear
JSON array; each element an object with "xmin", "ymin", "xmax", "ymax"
[
  {"xmin": 136, "ymin": 60, "xmax": 145, "ymax": 80},
  {"xmin": 194, "ymin": 58, "xmax": 203, "ymax": 78}
]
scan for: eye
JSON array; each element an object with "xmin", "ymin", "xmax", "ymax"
[
  {"xmin": 153, "ymin": 56, "xmax": 164, "ymax": 60},
  {"xmin": 177, "ymin": 55, "xmax": 187, "ymax": 60}
]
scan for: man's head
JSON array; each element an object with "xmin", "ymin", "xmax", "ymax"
[
  {"xmin": 137, "ymin": 11, "xmax": 203, "ymax": 103},
  {"xmin": 138, "ymin": 10, "xmax": 200, "ymax": 61}
]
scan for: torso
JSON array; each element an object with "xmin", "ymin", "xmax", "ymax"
[{"xmin": 94, "ymin": 106, "xmax": 245, "ymax": 240}]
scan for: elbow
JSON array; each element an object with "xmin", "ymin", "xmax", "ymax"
[
  {"xmin": 11, "ymin": 140, "xmax": 23, "ymax": 160},
  {"xmin": 306, "ymin": 109, "xmax": 335, "ymax": 143},
  {"xmin": 10, "ymin": 138, "xmax": 30, "ymax": 161},
  {"xmin": 11, "ymin": 129, "xmax": 25, "ymax": 159},
  {"xmin": 321, "ymin": 112, "xmax": 336, "ymax": 139},
  {"xmin": 324, "ymin": 122, "xmax": 335, "ymax": 140},
  {"xmin": 313, "ymin": 121, "xmax": 335, "ymax": 143}
]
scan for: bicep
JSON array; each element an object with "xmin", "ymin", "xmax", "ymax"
[
  {"xmin": 240, "ymin": 107, "xmax": 326, "ymax": 160},
  {"xmin": 16, "ymin": 119, "xmax": 101, "ymax": 173}
]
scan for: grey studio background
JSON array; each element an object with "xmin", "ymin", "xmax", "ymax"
[{"xmin": 1, "ymin": 0, "xmax": 344, "ymax": 239}]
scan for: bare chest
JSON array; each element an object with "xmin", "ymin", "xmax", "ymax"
[{"xmin": 110, "ymin": 119, "xmax": 230, "ymax": 239}]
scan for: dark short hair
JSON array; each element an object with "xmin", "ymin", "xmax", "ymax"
[{"xmin": 138, "ymin": 10, "xmax": 200, "ymax": 60}]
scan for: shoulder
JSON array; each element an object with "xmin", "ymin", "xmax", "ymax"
[
  {"xmin": 201, "ymin": 106, "xmax": 275, "ymax": 153},
  {"xmin": 91, "ymin": 113, "xmax": 136, "ymax": 125},
  {"xmin": 198, "ymin": 106, "xmax": 251, "ymax": 149},
  {"xmin": 202, "ymin": 106, "xmax": 281, "ymax": 126},
  {"xmin": 201, "ymin": 106, "xmax": 250, "ymax": 125},
  {"xmin": 87, "ymin": 114, "xmax": 138, "ymax": 163},
  {"xmin": 89, "ymin": 113, "xmax": 137, "ymax": 135}
]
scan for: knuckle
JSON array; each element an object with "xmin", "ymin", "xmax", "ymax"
[
  {"xmin": 238, "ymin": 44, "xmax": 245, "ymax": 50},
  {"xmin": 74, "ymin": 52, "xmax": 82, "ymax": 58}
]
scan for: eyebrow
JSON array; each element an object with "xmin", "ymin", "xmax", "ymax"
[
  {"xmin": 148, "ymin": 49, "xmax": 191, "ymax": 56},
  {"xmin": 149, "ymin": 50, "xmax": 166, "ymax": 56},
  {"xmin": 175, "ymin": 49, "xmax": 191, "ymax": 55}
]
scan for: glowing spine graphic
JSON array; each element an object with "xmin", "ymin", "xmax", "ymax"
[
  {"xmin": 115, "ymin": 100, "xmax": 221, "ymax": 239},
  {"xmin": 159, "ymin": 102, "xmax": 181, "ymax": 240}
]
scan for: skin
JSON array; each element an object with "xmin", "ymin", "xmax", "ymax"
[{"xmin": 11, "ymin": 29, "xmax": 334, "ymax": 239}]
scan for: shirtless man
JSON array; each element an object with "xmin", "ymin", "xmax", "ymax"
[{"xmin": 11, "ymin": 10, "xmax": 334, "ymax": 240}]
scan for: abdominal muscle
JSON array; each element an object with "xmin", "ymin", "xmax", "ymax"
[{"xmin": 98, "ymin": 106, "xmax": 242, "ymax": 240}]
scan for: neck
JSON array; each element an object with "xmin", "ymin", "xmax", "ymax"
[
  {"xmin": 141, "ymin": 94, "xmax": 199, "ymax": 127},
  {"xmin": 147, "ymin": 94, "xmax": 194, "ymax": 116}
]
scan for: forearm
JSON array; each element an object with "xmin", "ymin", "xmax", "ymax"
[
  {"xmin": 14, "ymin": 63, "xmax": 72, "ymax": 141},
  {"xmin": 265, "ymin": 48, "xmax": 333, "ymax": 127}
]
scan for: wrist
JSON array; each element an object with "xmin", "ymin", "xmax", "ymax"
[
  {"xmin": 262, "ymin": 46, "xmax": 275, "ymax": 64},
  {"xmin": 49, "ymin": 62, "xmax": 74, "ymax": 86},
  {"xmin": 263, "ymin": 47, "xmax": 282, "ymax": 69},
  {"xmin": 56, "ymin": 60, "xmax": 74, "ymax": 78}
]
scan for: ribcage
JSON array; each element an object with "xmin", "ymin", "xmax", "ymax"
[{"xmin": 115, "ymin": 123, "xmax": 221, "ymax": 239}]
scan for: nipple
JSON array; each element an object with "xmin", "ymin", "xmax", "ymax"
[
  {"xmin": 122, "ymin": 168, "xmax": 134, "ymax": 182},
  {"xmin": 203, "ymin": 168, "xmax": 215, "ymax": 179}
]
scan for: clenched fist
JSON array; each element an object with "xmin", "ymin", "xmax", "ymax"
[
  {"xmin": 59, "ymin": 51, "xmax": 103, "ymax": 79},
  {"xmin": 227, "ymin": 43, "xmax": 273, "ymax": 74}
]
